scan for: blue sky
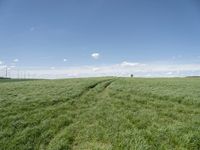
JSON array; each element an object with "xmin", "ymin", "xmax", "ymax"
[{"xmin": 0, "ymin": 0, "xmax": 200, "ymax": 78}]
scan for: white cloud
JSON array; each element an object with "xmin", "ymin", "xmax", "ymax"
[
  {"xmin": 120, "ymin": 61, "xmax": 146, "ymax": 67},
  {"xmin": 91, "ymin": 53, "xmax": 100, "ymax": 59},
  {"xmin": 63, "ymin": 59, "xmax": 68, "ymax": 62},
  {"xmin": 13, "ymin": 59, "xmax": 19, "ymax": 62},
  {"xmin": 92, "ymin": 67, "xmax": 100, "ymax": 72},
  {"xmin": 166, "ymin": 72, "xmax": 173, "ymax": 75},
  {"xmin": 0, "ymin": 61, "xmax": 2, "ymax": 65}
]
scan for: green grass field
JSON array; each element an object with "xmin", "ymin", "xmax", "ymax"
[{"xmin": 0, "ymin": 77, "xmax": 200, "ymax": 150}]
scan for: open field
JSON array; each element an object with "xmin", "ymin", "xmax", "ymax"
[{"xmin": 0, "ymin": 77, "xmax": 200, "ymax": 150}]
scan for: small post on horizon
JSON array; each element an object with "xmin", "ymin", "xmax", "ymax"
[
  {"xmin": 24, "ymin": 71, "xmax": 26, "ymax": 79},
  {"xmin": 5, "ymin": 67, "xmax": 8, "ymax": 78},
  {"xmin": 17, "ymin": 69, "xmax": 20, "ymax": 79}
]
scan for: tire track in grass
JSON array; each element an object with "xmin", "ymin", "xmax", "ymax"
[
  {"xmin": 1, "ymin": 79, "xmax": 114, "ymax": 150},
  {"xmin": 71, "ymin": 78, "xmax": 118, "ymax": 149},
  {"xmin": 78, "ymin": 78, "xmax": 115, "ymax": 97},
  {"xmin": 69, "ymin": 79, "xmax": 117, "ymax": 149},
  {"xmin": 42, "ymin": 78, "xmax": 116, "ymax": 149},
  {"xmin": 1, "ymin": 78, "xmax": 116, "ymax": 150}
]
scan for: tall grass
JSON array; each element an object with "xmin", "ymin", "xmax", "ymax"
[{"xmin": 0, "ymin": 77, "xmax": 200, "ymax": 150}]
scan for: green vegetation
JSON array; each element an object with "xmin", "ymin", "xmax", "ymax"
[
  {"xmin": 0, "ymin": 77, "xmax": 200, "ymax": 150},
  {"xmin": 0, "ymin": 77, "xmax": 11, "ymax": 80},
  {"xmin": 0, "ymin": 78, "xmax": 38, "ymax": 83}
]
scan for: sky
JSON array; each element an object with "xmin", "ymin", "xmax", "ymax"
[{"xmin": 0, "ymin": 0, "xmax": 200, "ymax": 78}]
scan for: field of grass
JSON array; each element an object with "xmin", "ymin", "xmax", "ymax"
[{"xmin": 0, "ymin": 77, "xmax": 200, "ymax": 150}]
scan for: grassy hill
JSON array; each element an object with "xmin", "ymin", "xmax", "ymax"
[{"xmin": 0, "ymin": 77, "xmax": 200, "ymax": 150}]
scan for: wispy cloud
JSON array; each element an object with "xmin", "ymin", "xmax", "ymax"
[
  {"xmin": 30, "ymin": 27, "xmax": 35, "ymax": 32},
  {"xmin": 172, "ymin": 55, "xmax": 182, "ymax": 60},
  {"xmin": 63, "ymin": 59, "xmax": 67, "ymax": 62},
  {"xmin": 91, "ymin": 53, "xmax": 100, "ymax": 59},
  {"xmin": 120, "ymin": 61, "xmax": 146, "ymax": 67},
  {"xmin": 0, "ymin": 65, "xmax": 7, "ymax": 69},
  {"xmin": 13, "ymin": 59, "xmax": 19, "ymax": 63},
  {"xmin": 10, "ymin": 65, "xmax": 16, "ymax": 68}
]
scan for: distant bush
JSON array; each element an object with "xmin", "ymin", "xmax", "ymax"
[
  {"xmin": 0, "ymin": 77, "xmax": 11, "ymax": 79},
  {"xmin": 186, "ymin": 76, "xmax": 200, "ymax": 78}
]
